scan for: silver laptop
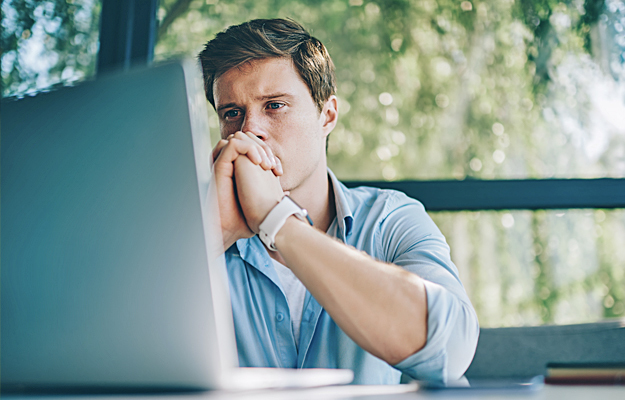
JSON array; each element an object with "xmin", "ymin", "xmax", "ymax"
[{"xmin": 0, "ymin": 61, "xmax": 352, "ymax": 393}]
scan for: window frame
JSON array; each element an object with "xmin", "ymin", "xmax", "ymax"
[
  {"xmin": 97, "ymin": 0, "xmax": 625, "ymax": 212},
  {"xmin": 97, "ymin": 0, "xmax": 158, "ymax": 73}
]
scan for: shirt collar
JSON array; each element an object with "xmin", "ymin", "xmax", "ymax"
[
  {"xmin": 229, "ymin": 235, "xmax": 283, "ymax": 286},
  {"xmin": 327, "ymin": 168, "xmax": 354, "ymax": 239}
]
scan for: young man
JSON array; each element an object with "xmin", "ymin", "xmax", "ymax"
[{"xmin": 199, "ymin": 19, "xmax": 478, "ymax": 384}]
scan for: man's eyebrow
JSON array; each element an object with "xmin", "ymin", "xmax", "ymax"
[
  {"xmin": 216, "ymin": 103, "xmax": 237, "ymax": 112},
  {"xmin": 216, "ymin": 93, "xmax": 294, "ymax": 112},
  {"xmin": 256, "ymin": 92, "xmax": 294, "ymax": 101}
]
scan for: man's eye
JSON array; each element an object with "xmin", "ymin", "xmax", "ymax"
[
  {"xmin": 223, "ymin": 109, "xmax": 240, "ymax": 119},
  {"xmin": 267, "ymin": 102, "xmax": 284, "ymax": 110}
]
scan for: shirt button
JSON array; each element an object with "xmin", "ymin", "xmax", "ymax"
[{"xmin": 276, "ymin": 312, "xmax": 285, "ymax": 322}]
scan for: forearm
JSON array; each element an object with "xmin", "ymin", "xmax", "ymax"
[{"xmin": 274, "ymin": 216, "xmax": 428, "ymax": 365}]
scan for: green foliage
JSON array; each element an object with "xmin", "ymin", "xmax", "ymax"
[
  {"xmin": 431, "ymin": 209, "xmax": 625, "ymax": 327},
  {"xmin": 1, "ymin": 0, "xmax": 101, "ymax": 97},
  {"xmin": 155, "ymin": 0, "xmax": 624, "ymax": 182},
  {"xmin": 2, "ymin": 0, "xmax": 624, "ymax": 327},
  {"xmin": 153, "ymin": 0, "xmax": 625, "ymax": 327}
]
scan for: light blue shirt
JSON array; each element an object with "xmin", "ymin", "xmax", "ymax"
[{"xmin": 224, "ymin": 169, "xmax": 479, "ymax": 384}]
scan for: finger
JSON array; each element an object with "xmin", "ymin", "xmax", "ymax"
[
  {"xmin": 212, "ymin": 139, "xmax": 230, "ymax": 162},
  {"xmin": 212, "ymin": 133, "xmax": 240, "ymax": 162},
  {"xmin": 232, "ymin": 131, "xmax": 274, "ymax": 170},
  {"xmin": 220, "ymin": 132, "xmax": 276, "ymax": 171},
  {"xmin": 235, "ymin": 132, "xmax": 276, "ymax": 170},
  {"xmin": 273, "ymin": 156, "xmax": 283, "ymax": 176},
  {"xmin": 242, "ymin": 131, "xmax": 277, "ymax": 167},
  {"xmin": 217, "ymin": 138, "xmax": 264, "ymax": 165},
  {"xmin": 245, "ymin": 146, "xmax": 265, "ymax": 166}
]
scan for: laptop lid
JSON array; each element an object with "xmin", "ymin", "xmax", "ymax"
[{"xmin": 1, "ymin": 61, "xmax": 238, "ymax": 392}]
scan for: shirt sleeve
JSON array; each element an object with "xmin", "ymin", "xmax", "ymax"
[{"xmin": 375, "ymin": 191, "xmax": 479, "ymax": 383}]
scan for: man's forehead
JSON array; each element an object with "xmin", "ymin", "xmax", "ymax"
[{"xmin": 213, "ymin": 57, "xmax": 306, "ymax": 105}]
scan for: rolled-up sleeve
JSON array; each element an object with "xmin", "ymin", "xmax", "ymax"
[{"xmin": 376, "ymin": 192, "xmax": 480, "ymax": 383}]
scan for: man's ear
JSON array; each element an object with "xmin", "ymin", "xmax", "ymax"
[{"xmin": 320, "ymin": 95, "xmax": 339, "ymax": 138}]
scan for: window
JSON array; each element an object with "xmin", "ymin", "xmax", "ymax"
[
  {"xmin": 155, "ymin": 0, "xmax": 625, "ymax": 180},
  {"xmin": 1, "ymin": 0, "xmax": 101, "ymax": 98},
  {"xmin": 154, "ymin": 0, "xmax": 625, "ymax": 327},
  {"xmin": 433, "ymin": 209, "xmax": 625, "ymax": 327},
  {"xmin": 5, "ymin": 0, "xmax": 622, "ymax": 327}
]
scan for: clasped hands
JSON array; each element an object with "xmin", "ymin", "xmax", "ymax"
[{"xmin": 212, "ymin": 131, "xmax": 287, "ymax": 249}]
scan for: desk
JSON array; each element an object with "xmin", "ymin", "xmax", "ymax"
[{"xmin": 3, "ymin": 384, "xmax": 625, "ymax": 400}]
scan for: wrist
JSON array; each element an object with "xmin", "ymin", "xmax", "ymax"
[
  {"xmin": 273, "ymin": 215, "xmax": 307, "ymax": 249},
  {"xmin": 258, "ymin": 195, "xmax": 312, "ymax": 251}
]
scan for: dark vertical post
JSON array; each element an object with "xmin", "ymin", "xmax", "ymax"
[
  {"xmin": 97, "ymin": 0, "xmax": 158, "ymax": 73},
  {"xmin": 131, "ymin": 0, "xmax": 158, "ymax": 66}
]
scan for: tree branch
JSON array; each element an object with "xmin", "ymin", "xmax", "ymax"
[{"xmin": 157, "ymin": 0, "xmax": 193, "ymax": 39}]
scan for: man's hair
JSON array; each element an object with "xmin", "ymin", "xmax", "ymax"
[{"xmin": 198, "ymin": 18, "xmax": 336, "ymax": 112}]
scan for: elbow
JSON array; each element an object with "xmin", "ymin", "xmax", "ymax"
[
  {"xmin": 384, "ymin": 336, "xmax": 426, "ymax": 366},
  {"xmin": 380, "ymin": 312, "xmax": 428, "ymax": 366},
  {"xmin": 383, "ymin": 274, "xmax": 429, "ymax": 365},
  {"xmin": 446, "ymin": 302, "xmax": 480, "ymax": 380},
  {"xmin": 389, "ymin": 284, "xmax": 479, "ymax": 382}
]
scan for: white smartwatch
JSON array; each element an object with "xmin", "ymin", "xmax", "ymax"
[{"xmin": 258, "ymin": 195, "xmax": 313, "ymax": 251}]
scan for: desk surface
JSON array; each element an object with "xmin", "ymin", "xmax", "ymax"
[{"xmin": 4, "ymin": 384, "xmax": 625, "ymax": 400}]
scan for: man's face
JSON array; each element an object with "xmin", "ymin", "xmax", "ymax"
[{"xmin": 213, "ymin": 57, "xmax": 335, "ymax": 192}]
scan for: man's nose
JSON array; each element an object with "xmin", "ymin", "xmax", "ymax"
[{"xmin": 241, "ymin": 112, "xmax": 268, "ymax": 141}]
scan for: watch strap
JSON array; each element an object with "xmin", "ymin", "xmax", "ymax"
[{"xmin": 258, "ymin": 196, "xmax": 310, "ymax": 251}]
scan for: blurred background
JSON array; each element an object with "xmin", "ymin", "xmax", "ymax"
[{"xmin": 2, "ymin": 0, "xmax": 624, "ymax": 328}]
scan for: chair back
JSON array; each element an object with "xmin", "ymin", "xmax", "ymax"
[{"xmin": 465, "ymin": 320, "xmax": 625, "ymax": 379}]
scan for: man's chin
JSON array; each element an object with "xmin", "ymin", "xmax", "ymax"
[{"xmin": 279, "ymin": 176, "xmax": 292, "ymax": 193}]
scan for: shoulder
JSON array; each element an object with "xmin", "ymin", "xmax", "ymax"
[
  {"xmin": 338, "ymin": 182, "xmax": 438, "ymax": 248},
  {"xmin": 340, "ymin": 183, "xmax": 427, "ymax": 221}
]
